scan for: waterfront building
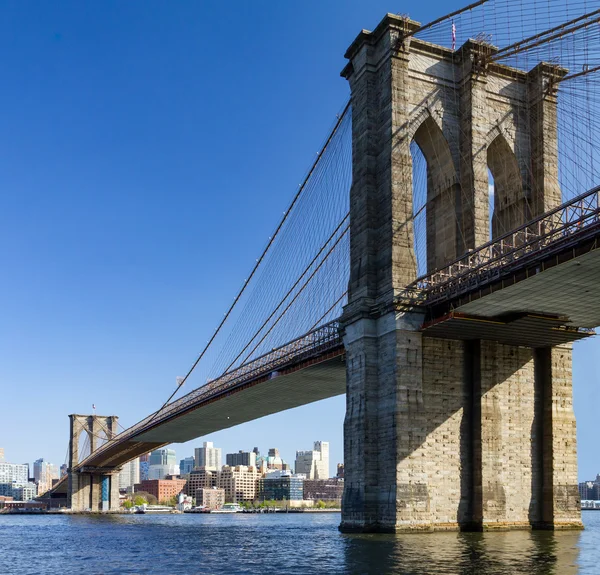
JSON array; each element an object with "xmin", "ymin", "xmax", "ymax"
[
  {"xmin": 196, "ymin": 487, "xmax": 225, "ymax": 510},
  {"xmin": 135, "ymin": 478, "xmax": 187, "ymax": 503},
  {"xmin": 226, "ymin": 450, "xmax": 257, "ymax": 468},
  {"xmin": 303, "ymin": 478, "xmax": 343, "ymax": 503},
  {"xmin": 194, "ymin": 442, "xmax": 222, "ymax": 471},
  {"xmin": 119, "ymin": 458, "xmax": 140, "ymax": 491},
  {"xmin": 295, "ymin": 441, "xmax": 329, "ymax": 479},
  {"xmin": 579, "ymin": 480, "xmax": 600, "ymax": 501},
  {"xmin": 336, "ymin": 463, "xmax": 344, "ymax": 479},
  {"xmin": 217, "ymin": 465, "xmax": 259, "ymax": 503},
  {"xmin": 258, "ymin": 471, "xmax": 304, "ymax": 502},
  {"xmin": 179, "ymin": 457, "xmax": 195, "ymax": 476},
  {"xmin": 0, "ymin": 461, "xmax": 31, "ymax": 498},
  {"xmin": 12, "ymin": 482, "xmax": 37, "ymax": 502},
  {"xmin": 186, "ymin": 468, "xmax": 217, "ymax": 495},
  {"xmin": 0, "ymin": 500, "xmax": 48, "ymax": 511}
]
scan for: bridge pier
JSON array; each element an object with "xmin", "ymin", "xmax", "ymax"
[
  {"xmin": 341, "ymin": 317, "xmax": 581, "ymax": 532},
  {"xmin": 340, "ymin": 14, "xmax": 582, "ymax": 533},
  {"xmin": 68, "ymin": 470, "xmax": 120, "ymax": 512}
]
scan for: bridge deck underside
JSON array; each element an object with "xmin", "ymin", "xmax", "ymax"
[
  {"xmin": 84, "ymin": 353, "xmax": 346, "ymax": 470},
  {"xmin": 453, "ymin": 247, "xmax": 600, "ymax": 328}
]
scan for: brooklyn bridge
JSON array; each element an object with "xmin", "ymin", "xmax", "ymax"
[{"xmin": 46, "ymin": 0, "xmax": 600, "ymax": 532}]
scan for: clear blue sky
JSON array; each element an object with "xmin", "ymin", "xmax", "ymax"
[{"xmin": 0, "ymin": 1, "xmax": 597, "ymax": 481}]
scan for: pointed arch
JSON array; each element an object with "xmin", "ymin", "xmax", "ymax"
[
  {"xmin": 487, "ymin": 133, "xmax": 526, "ymax": 238},
  {"xmin": 411, "ymin": 115, "xmax": 460, "ymax": 273}
]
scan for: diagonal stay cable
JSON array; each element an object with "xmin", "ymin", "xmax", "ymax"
[
  {"xmin": 308, "ymin": 290, "xmax": 348, "ymax": 333},
  {"xmin": 237, "ymin": 224, "xmax": 350, "ymax": 369},
  {"xmin": 143, "ymin": 100, "xmax": 352, "ymax": 427},
  {"xmin": 221, "ymin": 213, "xmax": 350, "ymax": 375}
]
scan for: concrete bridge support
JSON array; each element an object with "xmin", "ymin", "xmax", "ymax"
[
  {"xmin": 67, "ymin": 414, "xmax": 121, "ymax": 511},
  {"xmin": 340, "ymin": 14, "xmax": 581, "ymax": 533}
]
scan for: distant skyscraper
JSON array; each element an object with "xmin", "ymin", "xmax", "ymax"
[
  {"xmin": 257, "ymin": 447, "xmax": 289, "ymax": 472},
  {"xmin": 149, "ymin": 449, "xmax": 176, "ymax": 466},
  {"xmin": 60, "ymin": 464, "xmax": 68, "ymax": 478},
  {"xmin": 226, "ymin": 451, "xmax": 257, "ymax": 468},
  {"xmin": 119, "ymin": 458, "xmax": 140, "ymax": 490},
  {"xmin": 140, "ymin": 461, "xmax": 149, "ymax": 481},
  {"xmin": 0, "ymin": 448, "xmax": 4, "ymax": 462},
  {"xmin": 179, "ymin": 457, "xmax": 195, "ymax": 475},
  {"xmin": 194, "ymin": 442, "xmax": 222, "ymax": 471},
  {"xmin": 148, "ymin": 449, "xmax": 179, "ymax": 480},
  {"xmin": 295, "ymin": 441, "xmax": 329, "ymax": 479},
  {"xmin": 33, "ymin": 459, "xmax": 59, "ymax": 494},
  {"xmin": 139, "ymin": 453, "xmax": 150, "ymax": 481}
]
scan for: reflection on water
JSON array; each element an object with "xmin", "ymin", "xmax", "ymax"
[
  {"xmin": 0, "ymin": 511, "xmax": 597, "ymax": 574},
  {"xmin": 342, "ymin": 528, "xmax": 581, "ymax": 575}
]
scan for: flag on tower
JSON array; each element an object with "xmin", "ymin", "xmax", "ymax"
[{"xmin": 452, "ymin": 21, "xmax": 456, "ymax": 51}]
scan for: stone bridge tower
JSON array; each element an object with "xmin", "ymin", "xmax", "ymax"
[
  {"xmin": 340, "ymin": 14, "xmax": 581, "ymax": 532},
  {"xmin": 68, "ymin": 414, "xmax": 120, "ymax": 511}
]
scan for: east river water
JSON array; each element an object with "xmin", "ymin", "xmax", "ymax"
[{"xmin": 1, "ymin": 511, "xmax": 599, "ymax": 574}]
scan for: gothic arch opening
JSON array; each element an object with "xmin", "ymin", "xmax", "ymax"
[
  {"xmin": 487, "ymin": 134, "xmax": 526, "ymax": 239},
  {"xmin": 411, "ymin": 116, "xmax": 459, "ymax": 273}
]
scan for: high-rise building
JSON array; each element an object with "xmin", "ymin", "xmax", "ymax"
[
  {"xmin": 179, "ymin": 457, "xmax": 195, "ymax": 476},
  {"xmin": 148, "ymin": 449, "xmax": 179, "ymax": 480},
  {"xmin": 139, "ymin": 453, "xmax": 150, "ymax": 481},
  {"xmin": 0, "ymin": 461, "xmax": 30, "ymax": 498},
  {"xmin": 0, "ymin": 448, "xmax": 4, "ymax": 462},
  {"xmin": 148, "ymin": 464, "xmax": 180, "ymax": 480},
  {"xmin": 119, "ymin": 458, "xmax": 140, "ymax": 491},
  {"xmin": 226, "ymin": 451, "xmax": 257, "ymax": 468},
  {"xmin": 33, "ymin": 459, "xmax": 59, "ymax": 494},
  {"xmin": 60, "ymin": 464, "xmax": 68, "ymax": 478},
  {"xmin": 194, "ymin": 442, "xmax": 221, "ymax": 471},
  {"xmin": 217, "ymin": 465, "xmax": 259, "ymax": 503},
  {"xmin": 256, "ymin": 447, "xmax": 289, "ymax": 473},
  {"xmin": 336, "ymin": 463, "xmax": 344, "ymax": 479},
  {"xmin": 186, "ymin": 468, "xmax": 217, "ymax": 496},
  {"xmin": 295, "ymin": 441, "xmax": 329, "ymax": 479},
  {"xmin": 149, "ymin": 449, "xmax": 176, "ymax": 466}
]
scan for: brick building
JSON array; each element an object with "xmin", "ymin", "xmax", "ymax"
[{"xmin": 135, "ymin": 478, "xmax": 187, "ymax": 503}]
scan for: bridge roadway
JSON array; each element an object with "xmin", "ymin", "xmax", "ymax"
[
  {"xmin": 51, "ymin": 322, "xmax": 346, "ymax": 494},
  {"xmin": 50, "ymin": 187, "xmax": 600, "ymax": 497}
]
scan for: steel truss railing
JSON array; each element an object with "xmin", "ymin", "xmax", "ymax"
[
  {"xmin": 407, "ymin": 185, "xmax": 600, "ymax": 306},
  {"xmin": 77, "ymin": 321, "xmax": 343, "ymax": 467}
]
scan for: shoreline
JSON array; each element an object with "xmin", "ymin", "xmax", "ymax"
[{"xmin": 1, "ymin": 508, "xmax": 342, "ymax": 516}]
